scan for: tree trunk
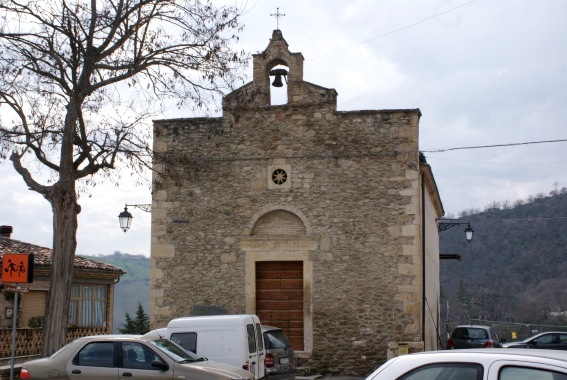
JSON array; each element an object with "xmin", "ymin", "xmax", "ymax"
[
  {"xmin": 42, "ymin": 180, "xmax": 79, "ymax": 356},
  {"xmin": 41, "ymin": 96, "xmax": 81, "ymax": 356}
]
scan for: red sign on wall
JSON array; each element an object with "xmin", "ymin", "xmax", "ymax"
[{"xmin": 1, "ymin": 253, "xmax": 34, "ymax": 284}]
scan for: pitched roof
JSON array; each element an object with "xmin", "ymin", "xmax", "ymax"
[{"xmin": 0, "ymin": 237, "xmax": 125, "ymax": 275}]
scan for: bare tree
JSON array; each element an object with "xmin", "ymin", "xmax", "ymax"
[{"xmin": 0, "ymin": 0, "xmax": 247, "ymax": 356}]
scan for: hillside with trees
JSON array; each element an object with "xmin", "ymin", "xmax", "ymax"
[
  {"xmin": 83, "ymin": 252, "xmax": 149, "ymax": 333},
  {"xmin": 440, "ymin": 188, "xmax": 567, "ymax": 342}
]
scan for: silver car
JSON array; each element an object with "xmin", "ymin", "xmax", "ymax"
[
  {"xmin": 503, "ymin": 331, "xmax": 567, "ymax": 350},
  {"xmin": 365, "ymin": 349, "xmax": 567, "ymax": 379},
  {"xmin": 447, "ymin": 324, "xmax": 503, "ymax": 349},
  {"xmin": 262, "ymin": 325, "xmax": 295, "ymax": 380},
  {"xmin": 19, "ymin": 335, "xmax": 255, "ymax": 379}
]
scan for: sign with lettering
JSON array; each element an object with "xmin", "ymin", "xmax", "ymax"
[{"xmin": 1, "ymin": 253, "xmax": 34, "ymax": 284}]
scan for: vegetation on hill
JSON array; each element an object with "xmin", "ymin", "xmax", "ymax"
[
  {"xmin": 119, "ymin": 302, "xmax": 150, "ymax": 334},
  {"xmin": 83, "ymin": 252, "xmax": 149, "ymax": 333},
  {"xmin": 440, "ymin": 188, "xmax": 567, "ymax": 342}
]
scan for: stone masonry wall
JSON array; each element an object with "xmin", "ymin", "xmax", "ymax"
[{"xmin": 151, "ymin": 103, "xmax": 422, "ymax": 376}]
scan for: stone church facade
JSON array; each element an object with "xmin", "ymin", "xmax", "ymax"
[{"xmin": 150, "ymin": 30, "xmax": 444, "ymax": 376}]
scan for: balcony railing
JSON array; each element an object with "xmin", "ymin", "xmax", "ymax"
[{"xmin": 0, "ymin": 326, "xmax": 111, "ymax": 358}]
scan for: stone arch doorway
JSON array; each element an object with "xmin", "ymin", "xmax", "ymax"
[{"xmin": 241, "ymin": 208, "xmax": 318, "ymax": 356}]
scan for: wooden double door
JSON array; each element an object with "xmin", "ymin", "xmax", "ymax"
[{"xmin": 256, "ymin": 261, "xmax": 304, "ymax": 350}]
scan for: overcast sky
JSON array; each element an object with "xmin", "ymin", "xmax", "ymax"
[{"xmin": 1, "ymin": 0, "xmax": 566, "ymax": 257}]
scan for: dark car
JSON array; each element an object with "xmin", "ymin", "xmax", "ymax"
[
  {"xmin": 447, "ymin": 325, "xmax": 503, "ymax": 349},
  {"xmin": 262, "ymin": 325, "xmax": 295, "ymax": 380},
  {"xmin": 503, "ymin": 331, "xmax": 567, "ymax": 350}
]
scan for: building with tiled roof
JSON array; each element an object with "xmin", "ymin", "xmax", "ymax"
[
  {"xmin": 0, "ymin": 225, "xmax": 124, "ymax": 353},
  {"xmin": 0, "ymin": 233, "xmax": 125, "ymax": 276}
]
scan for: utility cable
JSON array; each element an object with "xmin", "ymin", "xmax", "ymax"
[
  {"xmin": 422, "ymin": 139, "xmax": 567, "ymax": 153},
  {"xmin": 308, "ymin": 0, "xmax": 480, "ymax": 61}
]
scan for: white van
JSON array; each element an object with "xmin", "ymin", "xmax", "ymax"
[{"xmin": 145, "ymin": 315, "xmax": 266, "ymax": 379}]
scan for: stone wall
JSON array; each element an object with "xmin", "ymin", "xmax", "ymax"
[{"xmin": 151, "ymin": 105, "xmax": 425, "ymax": 375}]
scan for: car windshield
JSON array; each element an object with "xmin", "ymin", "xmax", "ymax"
[
  {"xmin": 148, "ymin": 338, "xmax": 207, "ymax": 363},
  {"xmin": 519, "ymin": 333, "xmax": 545, "ymax": 343}
]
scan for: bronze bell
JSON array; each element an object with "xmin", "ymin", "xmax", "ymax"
[
  {"xmin": 269, "ymin": 68, "xmax": 288, "ymax": 88},
  {"xmin": 272, "ymin": 74, "xmax": 284, "ymax": 87}
]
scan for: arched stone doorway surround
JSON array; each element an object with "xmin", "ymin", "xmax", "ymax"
[{"xmin": 241, "ymin": 204, "xmax": 320, "ymax": 357}]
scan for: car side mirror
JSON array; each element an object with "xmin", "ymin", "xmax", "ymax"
[{"xmin": 152, "ymin": 360, "xmax": 169, "ymax": 370}]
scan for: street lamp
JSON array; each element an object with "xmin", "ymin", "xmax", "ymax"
[
  {"xmin": 118, "ymin": 204, "xmax": 151, "ymax": 232},
  {"xmin": 437, "ymin": 220, "xmax": 474, "ymax": 243}
]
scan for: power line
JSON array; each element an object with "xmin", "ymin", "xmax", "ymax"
[
  {"xmin": 422, "ymin": 139, "xmax": 567, "ymax": 153},
  {"xmin": 481, "ymin": 216, "xmax": 567, "ymax": 222},
  {"xmin": 308, "ymin": 0, "xmax": 480, "ymax": 61},
  {"xmin": 426, "ymin": 156, "xmax": 567, "ymax": 166}
]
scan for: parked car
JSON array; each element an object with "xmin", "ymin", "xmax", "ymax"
[
  {"xmin": 365, "ymin": 348, "xmax": 567, "ymax": 379},
  {"xmin": 19, "ymin": 335, "xmax": 255, "ymax": 380},
  {"xmin": 447, "ymin": 324, "xmax": 503, "ymax": 349},
  {"xmin": 502, "ymin": 331, "xmax": 567, "ymax": 350},
  {"xmin": 262, "ymin": 325, "xmax": 295, "ymax": 380}
]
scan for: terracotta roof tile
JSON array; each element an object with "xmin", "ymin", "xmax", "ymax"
[{"xmin": 0, "ymin": 237, "xmax": 125, "ymax": 274}]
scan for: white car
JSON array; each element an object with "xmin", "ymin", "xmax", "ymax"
[{"xmin": 365, "ymin": 348, "xmax": 567, "ymax": 380}]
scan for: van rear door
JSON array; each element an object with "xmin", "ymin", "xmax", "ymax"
[
  {"xmin": 246, "ymin": 320, "xmax": 266, "ymax": 378},
  {"xmin": 255, "ymin": 321, "xmax": 266, "ymax": 378}
]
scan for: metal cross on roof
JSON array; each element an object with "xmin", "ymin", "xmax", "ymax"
[{"xmin": 270, "ymin": 7, "xmax": 285, "ymax": 29}]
